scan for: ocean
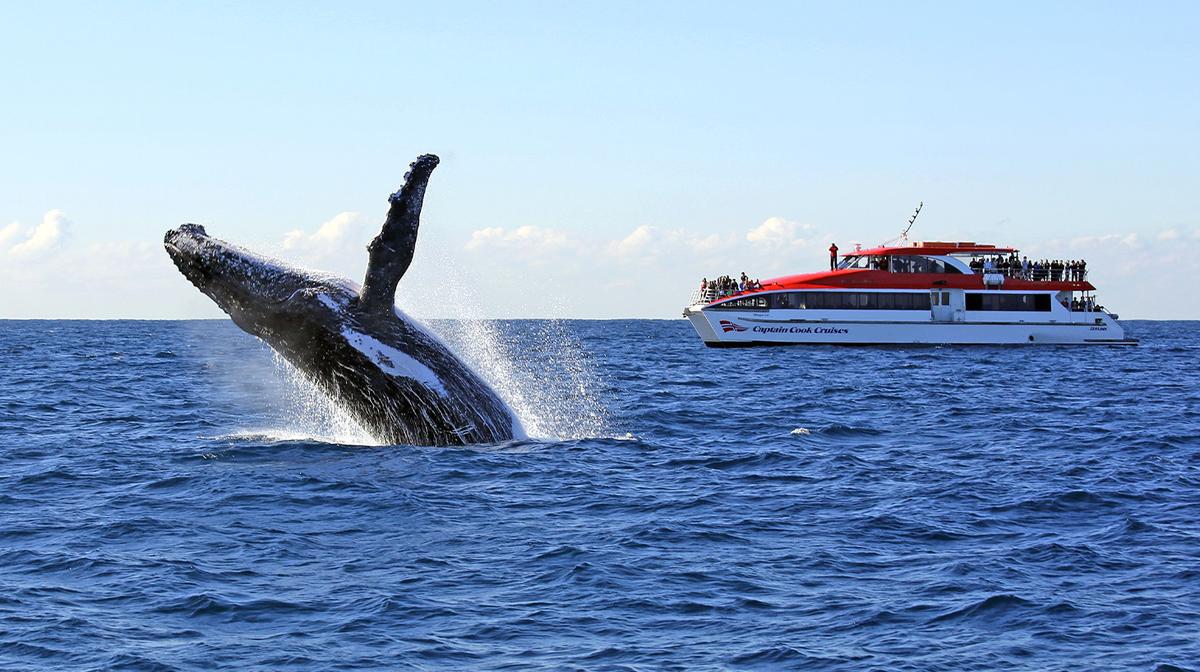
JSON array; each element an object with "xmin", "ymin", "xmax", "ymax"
[{"xmin": 1, "ymin": 318, "xmax": 1197, "ymax": 671}]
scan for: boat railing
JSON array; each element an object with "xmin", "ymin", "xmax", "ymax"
[
  {"xmin": 972, "ymin": 267, "xmax": 1087, "ymax": 282},
  {"xmin": 691, "ymin": 287, "xmax": 752, "ymax": 305}
]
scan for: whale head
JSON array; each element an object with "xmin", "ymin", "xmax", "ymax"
[{"xmin": 164, "ymin": 223, "xmax": 356, "ymax": 335}]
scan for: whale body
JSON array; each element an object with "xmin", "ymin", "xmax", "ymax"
[{"xmin": 164, "ymin": 154, "xmax": 521, "ymax": 446}]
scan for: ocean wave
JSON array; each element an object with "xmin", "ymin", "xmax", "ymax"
[
  {"xmin": 928, "ymin": 594, "xmax": 1039, "ymax": 623},
  {"xmin": 2, "ymin": 319, "xmax": 1198, "ymax": 670}
]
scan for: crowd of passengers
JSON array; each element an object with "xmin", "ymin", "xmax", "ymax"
[
  {"xmin": 700, "ymin": 273, "xmax": 761, "ymax": 298},
  {"xmin": 968, "ymin": 254, "xmax": 1088, "ymax": 281},
  {"xmin": 1069, "ymin": 296, "xmax": 1105, "ymax": 312}
]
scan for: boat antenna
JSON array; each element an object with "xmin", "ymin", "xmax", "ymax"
[
  {"xmin": 899, "ymin": 202, "xmax": 923, "ymax": 243},
  {"xmin": 881, "ymin": 201, "xmax": 923, "ymax": 247}
]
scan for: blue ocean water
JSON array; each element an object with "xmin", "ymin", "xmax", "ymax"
[{"xmin": 1, "ymin": 318, "xmax": 1198, "ymax": 671}]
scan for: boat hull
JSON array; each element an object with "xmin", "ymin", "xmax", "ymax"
[{"xmin": 684, "ymin": 307, "xmax": 1135, "ymax": 346}]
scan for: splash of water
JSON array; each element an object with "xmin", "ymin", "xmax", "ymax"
[
  {"xmin": 266, "ymin": 352, "xmax": 382, "ymax": 446},
  {"xmin": 427, "ymin": 318, "xmax": 611, "ymax": 440},
  {"xmin": 399, "ymin": 248, "xmax": 612, "ymax": 440}
]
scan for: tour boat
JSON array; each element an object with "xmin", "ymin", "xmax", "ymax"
[{"xmin": 684, "ymin": 240, "xmax": 1135, "ymax": 346}]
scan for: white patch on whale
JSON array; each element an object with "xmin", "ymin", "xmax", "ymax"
[
  {"xmin": 317, "ymin": 293, "xmax": 345, "ymax": 313},
  {"xmin": 340, "ymin": 327, "xmax": 449, "ymax": 397}
]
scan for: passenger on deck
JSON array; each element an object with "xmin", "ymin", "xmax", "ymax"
[{"xmin": 829, "ymin": 243, "xmax": 839, "ymax": 271}]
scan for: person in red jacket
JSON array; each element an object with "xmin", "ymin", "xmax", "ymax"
[{"xmin": 829, "ymin": 243, "xmax": 839, "ymax": 271}]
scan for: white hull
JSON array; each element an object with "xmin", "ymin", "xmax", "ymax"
[{"xmin": 685, "ymin": 306, "xmax": 1134, "ymax": 346}]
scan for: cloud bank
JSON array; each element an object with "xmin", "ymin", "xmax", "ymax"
[{"xmin": 1, "ymin": 207, "xmax": 1198, "ymax": 319}]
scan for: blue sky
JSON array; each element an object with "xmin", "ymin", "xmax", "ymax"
[{"xmin": 1, "ymin": 1, "xmax": 1197, "ymax": 318}]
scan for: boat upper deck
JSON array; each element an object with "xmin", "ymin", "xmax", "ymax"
[
  {"xmin": 695, "ymin": 242, "xmax": 1095, "ymax": 306},
  {"xmin": 850, "ymin": 241, "xmax": 1016, "ymax": 257}
]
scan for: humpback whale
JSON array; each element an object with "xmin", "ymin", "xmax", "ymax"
[{"xmin": 164, "ymin": 154, "xmax": 521, "ymax": 446}]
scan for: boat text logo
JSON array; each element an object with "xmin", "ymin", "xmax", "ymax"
[
  {"xmin": 719, "ymin": 320, "xmax": 748, "ymax": 333},
  {"xmin": 751, "ymin": 325, "xmax": 849, "ymax": 335}
]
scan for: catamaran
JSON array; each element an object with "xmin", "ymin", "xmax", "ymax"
[{"xmin": 684, "ymin": 209, "xmax": 1134, "ymax": 346}]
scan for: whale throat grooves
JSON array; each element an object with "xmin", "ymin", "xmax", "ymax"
[{"xmin": 359, "ymin": 153, "xmax": 440, "ymax": 313}]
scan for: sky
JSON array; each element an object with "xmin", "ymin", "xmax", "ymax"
[{"xmin": 1, "ymin": 1, "xmax": 1197, "ymax": 319}]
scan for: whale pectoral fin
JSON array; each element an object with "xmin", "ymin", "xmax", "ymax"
[{"xmin": 359, "ymin": 154, "xmax": 440, "ymax": 313}]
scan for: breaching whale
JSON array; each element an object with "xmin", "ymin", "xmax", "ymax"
[{"xmin": 164, "ymin": 154, "xmax": 522, "ymax": 446}]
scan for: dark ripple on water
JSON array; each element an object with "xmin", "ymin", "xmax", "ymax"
[{"xmin": 1, "ymin": 319, "xmax": 1198, "ymax": 671}]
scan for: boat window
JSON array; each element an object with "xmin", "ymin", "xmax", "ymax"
[
  {"xmin": 769, "ymin": 291, "xmax": 933, "ymax": 310},
  {"xmin": 965, "ymin": 293, "xmax": 1052, "ymax": 311},
  {"xmin": 837, "ymin": 256, "xmax": 874, "ymax": 270},
  {"xmin": 889, "ymin": 256, "xmax": 961, "ymax": 274},
  {"xmin": 769, "ymin": 293, "xmax": 800, "ymax": 309},
  {"xmin": 710, "ymin": 295, "xmax": 769, "ymax": 310}
]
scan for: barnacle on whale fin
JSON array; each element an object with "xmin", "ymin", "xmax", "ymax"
[{"xmin": 389, "ymin": 154, "xmax": 440, "ymax": 203}]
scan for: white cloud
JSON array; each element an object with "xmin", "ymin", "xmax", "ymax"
[
  {"xmin": 464, "ymin": 222, "xmax": 766, "ymax": 268},
  {"xmin": 606, "ymin": 226, "xmax": 731, "ymax": 263},
  {"xmin": 282, "ymin": 211, "xmax": 365, "ymax": 253},
  {"xmin": 0, "ymin": 222, "xmax": 19, "ymax": 250},
  {"xmin": 746, "ymin": 217, "xmax": 813, "ymax": 247},
  {"xmin": 3, "ymin": 210, "xmax": 70, "ymax": 256},
  {"xmin": 465, "ymin": 225, "xmax": 571, "ymax": 253},
  {"xmin": 609, "ymin": 224, "xmax": 655, "ymax": 258},
  {"xmin": 1067, "ymin": 232, "xmax": 1142, "ymax": 250}
]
